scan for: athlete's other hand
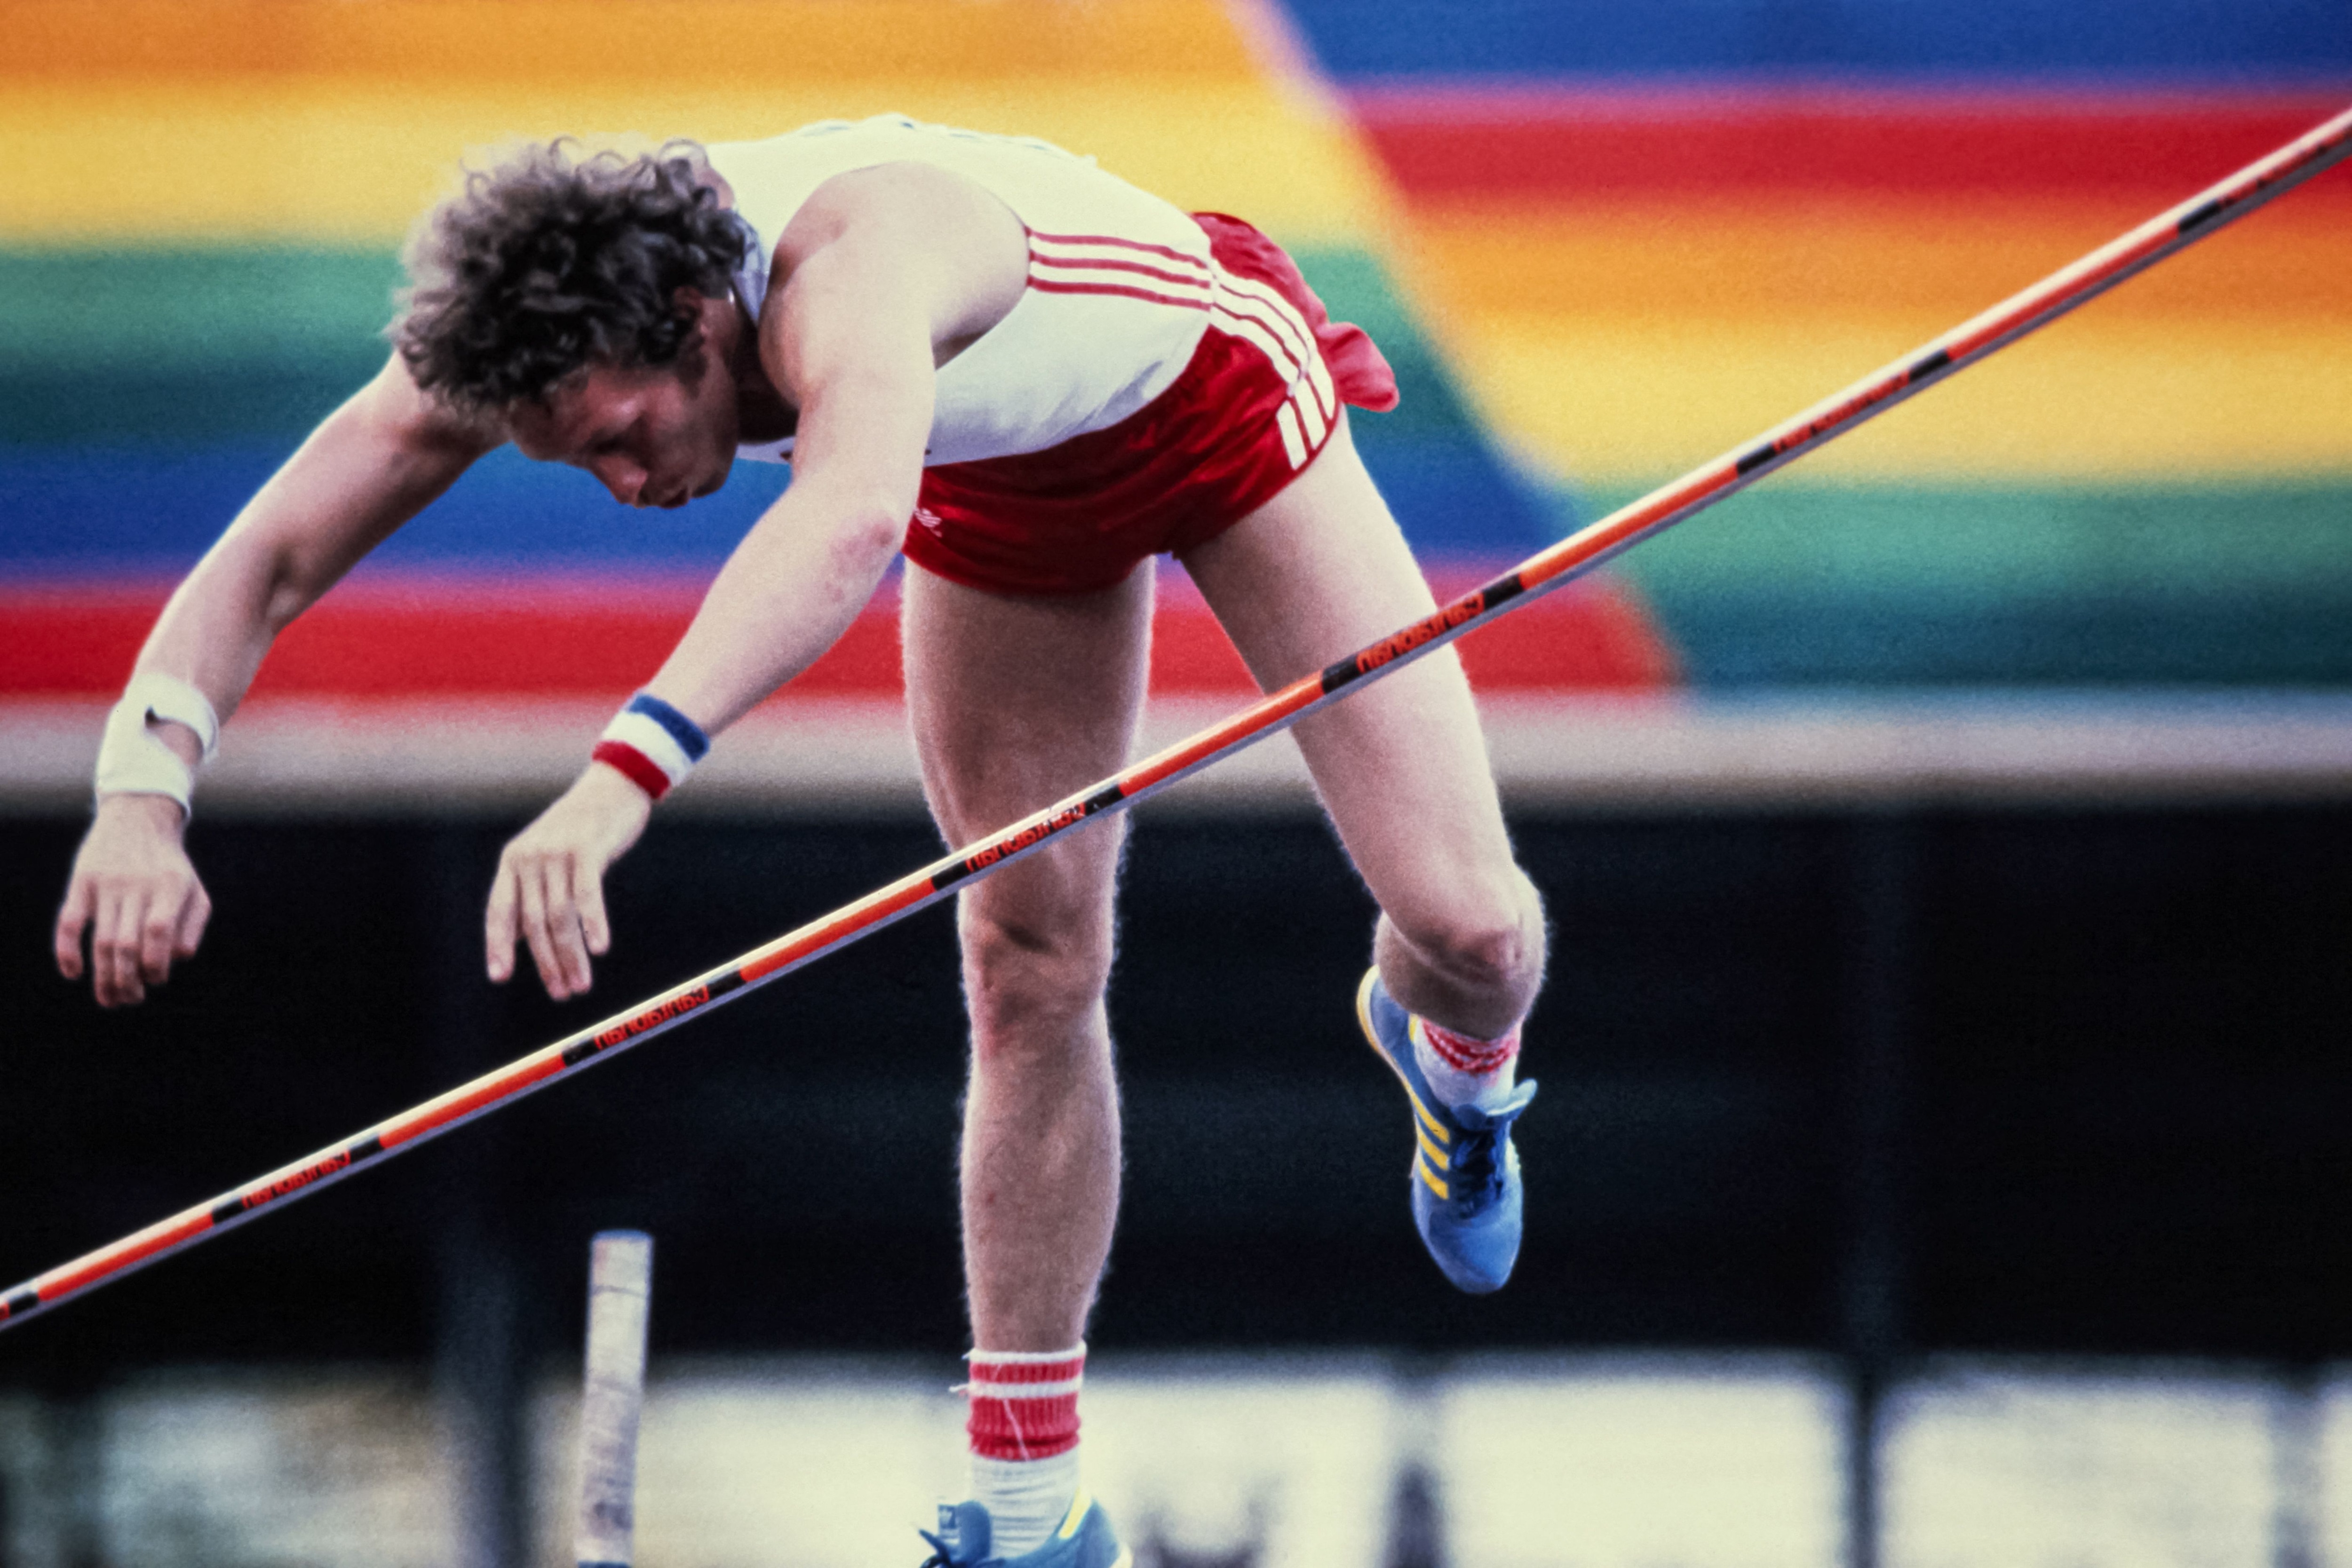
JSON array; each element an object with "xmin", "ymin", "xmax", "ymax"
[
  {"xmin": 56, "ymin": 794, "xmax": 214, "ymax": 1009},
  {"xmin": 485, "ymin": 764, "xmax": 653, "ymax": 1000}
]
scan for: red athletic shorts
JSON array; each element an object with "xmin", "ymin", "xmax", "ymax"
[{"xmin": 902, "ymin": 213, "xmax": 1400, "ymax": 597}]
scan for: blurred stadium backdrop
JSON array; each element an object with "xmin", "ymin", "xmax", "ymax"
[{"xmin": 2, "ymin": 0, "xmax": 2350, "ymax": 1564}]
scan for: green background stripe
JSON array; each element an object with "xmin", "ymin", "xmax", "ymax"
[
  {"xmin": 1288, "ymin": 243, "xmax": 1484, "ymax": 442},
  {"xmin": 0, "ymin": 243, "xmax": 1481, "ymax": 444},
  {"xmin": 0, "ymin": 248, "xmax": 404, "ymax": 372},
  {"xmin": 1575, "ymin": 481, "xmax": 2352, "ymax": 685},
  {"xmin": 1, "ymin": 247, "xmax": 400, "ymax": 444}
]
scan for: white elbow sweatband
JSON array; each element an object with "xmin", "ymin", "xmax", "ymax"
[{"xmin": 94, "ymin": 673, "xmax": 221, "ymax": 817}]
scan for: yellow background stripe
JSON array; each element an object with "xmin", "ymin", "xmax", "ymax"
[
  {"xmin": 1408, "ymin": 199, "xmax": 2352, "ymax": 325},
  {"xmin": 0, "ymin": 0, "xmax": 1259, "ymax": 82},
  {"xmin": 1402, "ymin": 188, "xmax": 2343, "ymax": 479},
  {"xmin": 0, "ymin": 83, "xmax": 1384, "ymax": 246},
  {"xmin": 0, "ymin": 0, "xmax": 1390, "ymax": 247},
  {"xmin": 1390, "ymin": 179, "xmax": 2349, "ymax": 484},
  {"xmin": 1461, "ymin": 317, "xmax": 2352, "ymax": 483}
]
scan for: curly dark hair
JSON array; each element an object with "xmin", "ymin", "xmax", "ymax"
[{"xmin": 391, "ymin": 139, "xmax": 752, "ymax": 413}]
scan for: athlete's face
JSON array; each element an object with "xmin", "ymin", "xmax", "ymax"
[{"xmin": 508, "ymin": 339, "xmax": 739, "ymax": 512}]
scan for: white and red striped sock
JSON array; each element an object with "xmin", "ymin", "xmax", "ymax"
[
  {"xmin": 1413, "ymin": 1017, "xmax": 1522, "ymax": 1111},
  {"xmin": 966, "ymin": 1344, "xmax": 1085, "ymax": 1558}
]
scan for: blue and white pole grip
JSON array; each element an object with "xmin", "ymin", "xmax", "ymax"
[{"xmin": 576, "ymin": 1230, "xmax": 653, "ymax": 1568}]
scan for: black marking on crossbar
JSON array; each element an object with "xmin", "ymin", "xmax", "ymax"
[
  {"xmin": 1909, "ymin": 347, "xmax": 1952, "ymax": 381},
  {"xmin": 1734, "ymin": 443, "xmax": 1778, "ymax": 476},
  {"xmin": 2178, "ymin": 197, "xmax": 2227, "ymax": 233},
  {"xmin": 563, "ymin": 974, "xmax": 743, "ymax": 1067}
]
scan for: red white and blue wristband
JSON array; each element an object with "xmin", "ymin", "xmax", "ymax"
[{"xmin": 591, "ymin": 693, "xmax": 710, "ymax": 802}]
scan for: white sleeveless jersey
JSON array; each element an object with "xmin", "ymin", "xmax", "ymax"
[{"xmin": 707, "ymin": 115, "xmax": 1215, "ymax": 468}]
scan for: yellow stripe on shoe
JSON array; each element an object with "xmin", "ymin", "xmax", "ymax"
[
  {"xmin": 1354, "ymin": 967, "xmax": 1383, "ymax": 1046},
  {"xmin": 1358, "ymin": 970, "xmax": 1456, "ymax": 1149},
  {"xmin": 1058, "ymin": 1487, "xmax": 1092, "ymax": 1542},
  {"xmin": 1417, "ymin": 1158, "xmax": 1450, "ymax": 1202},
  {"xmin": 1403, "ymin": 1020, "xmax": 1460, "ymax": 1144},
  {"xmin": 1364, "ymin": 966, "xmax": 1459, "ymax": 1201}
]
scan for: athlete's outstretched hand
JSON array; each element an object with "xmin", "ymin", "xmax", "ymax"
[
  {"xmin": 56, "ymin": 795, "xmax": 214, "ymax": 1009},
  {"xmin": 485, "ymin": 764, "xmax": 653, "ymax": 1001}
]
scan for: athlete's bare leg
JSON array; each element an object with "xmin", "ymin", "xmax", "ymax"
[
  {"xmin": 1178, "ymin": 416, "xmax": 1547, "ymax": 1040},
  {"xmin": 902, "ymin": 560, "xmax": 1154, "ymax": 1351}
]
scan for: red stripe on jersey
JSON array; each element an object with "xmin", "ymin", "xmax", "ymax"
[
  {"xmin": 1208, "ymin": 305, "xmax": 1309, "ymax": 387},
  {"xmin": 1030, "ymin": 253, "xmax": 1214, "ymax": 293},
  {"xmin": 1030, "ymin": 278, "xmax": 1213, "ymax": 310},
  {"xmin": 1215, "ymin": 272, "xmax": 1319, "ymax": 365},
  {"xmin": 1209, "ymin": 294, "xmax": 1314, "ymax": 380},
  {"xmin": 1027, "ymin": 228, "xmax": 1210, "ymax": 271}
]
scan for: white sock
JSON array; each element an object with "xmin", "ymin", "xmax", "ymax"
[
  {"xmin": 1412, "ymin": 1015, "xmax": 1522, "ymax": 1111},
  {"xmin": 970, "ymin": 1448, "xmax": 1081, "ymax": 1559}
]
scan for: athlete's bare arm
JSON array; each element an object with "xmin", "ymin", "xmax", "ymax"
[
  {"xmin": 483, "ymin": 161, "xmax": 1029, "ymax": 1000},
  {"xmin": 656, "ymin": 162, "xmax": 1025, "ymax": 732},
  {"xmin": 54, "ymin": 357, "xmax": 497, "ymax": 1007}
]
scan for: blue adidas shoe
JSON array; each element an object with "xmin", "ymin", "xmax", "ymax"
[
  {"xmin": 919, "ymin": 1490, "xmax": 1131, "ymax": 1568},
  {"xmin": 1356, "ymin": 967, "xmax": 1537, "ymax": 1294}
]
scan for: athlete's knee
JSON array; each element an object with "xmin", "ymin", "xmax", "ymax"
[
  {"xmin": 959, "ymin": 903, "xmax": 1116, "ymax": 1046},
  {"xmin": 1391, "ymin": 868, "xmax": 1546, "ymax": 994}
]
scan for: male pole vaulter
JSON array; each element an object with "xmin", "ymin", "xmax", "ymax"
[{"xmin": 52, "ymin": 115, "xmax": 1546, "ymax": 1566}]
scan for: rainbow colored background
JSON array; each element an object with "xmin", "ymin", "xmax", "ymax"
[
  {"xmin": 1307, "ymin": 1, "xmax": 2352, "ymax": 686},
  {"xmin": 1, "ymin": 0, "xmax": 2346, "ymax": 716}
]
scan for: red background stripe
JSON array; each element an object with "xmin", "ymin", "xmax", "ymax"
[
  {"xmin": 1351, "ymin": 93, "xmax": 2352, "ymax": 202},
  {"xmin": 2, "ymin": 575, "xmax": 1672, "ymax": 699}
]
